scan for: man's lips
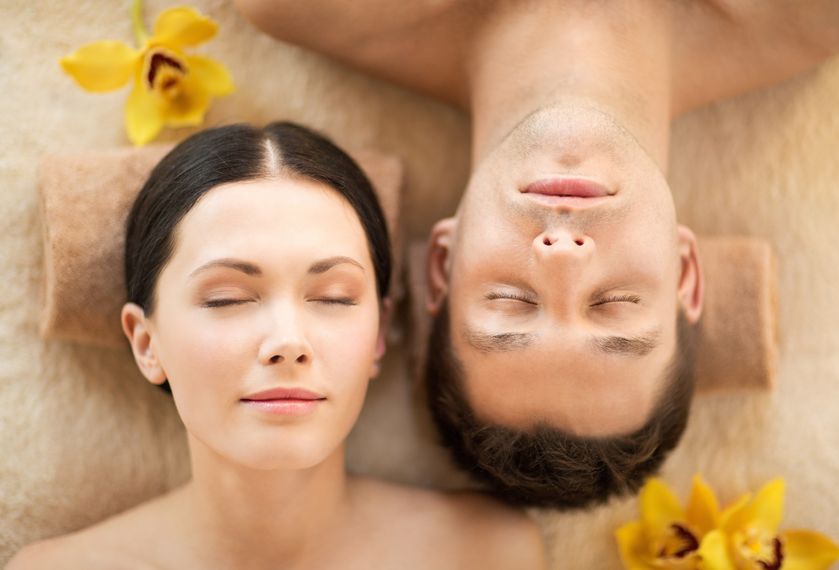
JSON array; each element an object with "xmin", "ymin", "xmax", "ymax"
[{"xmin": 521, "ymin": 177, "xmax": 612, "ymax": 198}]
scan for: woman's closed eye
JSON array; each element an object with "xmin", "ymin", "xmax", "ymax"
[{"xmin": 202, "ymin": 298, "xmax": 253, "ymax": 308}]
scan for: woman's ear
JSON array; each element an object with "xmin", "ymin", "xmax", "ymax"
[
  {"xmin": 676, "ymin": 225, "xmax": 704, "ymax": 324},
  {"xmin": 369, "ymin": 298, "xmax": 392, "ymax": 379},
  {"xmin": 426, "ymin": 217, "xmax": 456, "ymax": 315},
  {"xmin": 121, "ymin": 303, "xmax": 167, "ymax": 385}
]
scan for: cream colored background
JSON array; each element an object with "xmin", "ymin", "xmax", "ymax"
[{"xmin": 1, "ymin": 0, "xmax": 837, "ymax": 567}]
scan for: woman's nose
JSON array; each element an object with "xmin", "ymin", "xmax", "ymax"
[
  {"xmin": 260, "ymin": 341, "xmax": 311, "ymax": 366},
  {"xmin": 258, "ymin": 316, "xmax": 313, "ymax": 367}
]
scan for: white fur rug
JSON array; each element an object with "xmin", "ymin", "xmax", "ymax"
[{"xmin": 1, "ymin": 1, "xmax": 837, "ymax": 567}]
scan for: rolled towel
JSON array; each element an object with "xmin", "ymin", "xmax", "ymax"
[
  {"xmin": 406, "ymin": 236, "xmax": 778, "ymax": 393},
  {"xmin": 38, "ymin": 144, "xmax": 403, "ymax": 348},
  {"xmin": 692, "ymin": 236, "xmax": 777, "ymax": 391}
]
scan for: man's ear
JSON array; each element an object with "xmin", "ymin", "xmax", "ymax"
[
  {"xmin": 676, "ymin": 225, "xmax": 704, "ymax": 324},
  {"xmin": 426, "ymin": 217, "xmax": 456, "ymax": 315},
  {"xmin": 369, "ymin": 298, "xmax": 392, "ymax": 379},
  {"xmin": 121, "ymin": 303, "xmax": 167, "ymax": 385}
]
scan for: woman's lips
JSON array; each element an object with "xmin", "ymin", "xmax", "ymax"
[
  {"xmin": 521, "ymin": 177, "xmax": 613, "ymax": 203},
  {"xmin": 240, "ymin": 387, "xmax": 326, "ymax": 416}
]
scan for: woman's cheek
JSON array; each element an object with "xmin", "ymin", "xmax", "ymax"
[
  {"xmin": 316, "ymin": 308, "xmax": 380, "ymax": 378},
  {"xmin": 167, "ymin": 313, "xmax": 257, "ymax": 393},
  {"xmin": 166, "ymin": 317, "xmax": 257, "ymax": 440}
]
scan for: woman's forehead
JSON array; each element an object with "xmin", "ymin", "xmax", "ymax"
[{"xmin": 147, "ymin": 182, "xmax": 362, "ymax": 283}]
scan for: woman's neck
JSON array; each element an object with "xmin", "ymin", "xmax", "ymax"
[
  {"xmin": 467, "ymin": 0, "xmax": 674, "ymax": 169},
  {"xmin": 180, "ymin": 434, "xmax": 352, "ymax": 568}
]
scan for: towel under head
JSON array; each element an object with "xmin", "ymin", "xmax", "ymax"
[{"xmin": 38, "ymin": 144, "xmax": 403, "ymax": 348}]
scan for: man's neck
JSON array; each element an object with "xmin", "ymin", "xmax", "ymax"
[
  {"xmin": 180, "ymin": 434, "xmax": 352, "ymax": 568},
  {"xmin": 467, "ymin": 1, "xmax": 673, "ymax": 169}
]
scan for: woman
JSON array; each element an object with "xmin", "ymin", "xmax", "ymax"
[{"xmin": 8, "ymin": 123, "xmax": 545, "ymax": 569}]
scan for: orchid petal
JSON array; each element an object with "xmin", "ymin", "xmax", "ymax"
[
  {"xmin": 60, "ymin": 41, "xmax": 139, "ymax": 92},
  {"xmin": 718, "ymin": 493, "xmax": 751, "ymax": 530},
  {"xmin": 723, "ymin": 479, "xmax": 784, "ymax": 534},
  {"xmin": 151, "ymin": 6, "xmax": 217, "ymax": 49},
  {"xmin": 640, "ymin": 478, "xmax": 685, "ymax": 538},
  {"xmin": 696, "ymin": 530, "xmax": 736, "ymax": 570},
  {"xmin": 685, "ymin": 475, "xmax": 720, "ymax": 536},
  {"xmin": 781, "ymin": 529, "xmax": 839, "ymax": 570},
  {"xmin": 615, "ymin": 522, "xmax": 659, "ymax": 570},
  {"xmin": 161, "ymin": 74, "xmax": 210, "ymax": 127},
  {"xmin": 185, "ymin": 55, "xmax": 235, "ymax": 96},
  {"xmin": 125, "ymin": 79, "xmax": 163, "ymax": 145}
]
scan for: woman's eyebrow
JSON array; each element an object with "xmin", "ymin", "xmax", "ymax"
[
  {"xmin": 189, "ymin": 258, "xmax": 262, "ymax": 279},
  {"xmin": 308, "ymin": 256, "xmax": 365, "ymax": 275},
  {"xmin": 188, "ymin": 256, "xmax": 364, "ymax": 279}
]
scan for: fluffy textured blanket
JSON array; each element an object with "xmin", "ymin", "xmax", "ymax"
[{"xmin": 1, "ymin": 0, "xmax": 837, "ymax": 567}]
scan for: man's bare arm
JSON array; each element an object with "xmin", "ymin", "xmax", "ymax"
[{"xmin": 233, "ymin": 0, "xmax": 476, "ymax": 105}]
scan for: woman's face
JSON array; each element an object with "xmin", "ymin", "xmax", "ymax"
[{"xmin": 126, "ymin": 177, "xmax": 384, "ymax": 470}]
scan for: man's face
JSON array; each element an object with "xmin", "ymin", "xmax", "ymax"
[{"xmin": 428, "ymin": 105, "xmax": 703, "ymax": 436}]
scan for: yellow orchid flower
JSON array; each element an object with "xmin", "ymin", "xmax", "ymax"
[
  {"xmin": 616, "ymin": 475, "xmax": 721, "ymax": 569},
  {"xmin": 711, "ymin": 479, "xmax": 839, "ymax": 570},
  {"xmin": 60, "ymin": 2, "xmax": 234, "ymax": 145},
  {"xmin": 617, "ymin": 477, "xmax": 839, "ymax": 570}
]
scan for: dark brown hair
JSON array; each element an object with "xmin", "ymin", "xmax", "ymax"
[
  {"xmin": 124, "ymin": 122, "xmax": 391, "ymax": 392},
  {"xmin": 125, "ymin": 122, "xmax": 391, "ymax": 314},
  {"xmin": 425, "ymin": 301, "xmax": 696, "ymax": 509}
]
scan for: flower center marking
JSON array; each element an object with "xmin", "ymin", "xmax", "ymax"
[
  {"xmin": 735, "ymin": 528, "xmax": 784, "ymax": 570},
  {"xmin": 756, "ymin": 537, "xmax": 783, "ymax": 570},
  {"xmin": 656, "ymin": 522, "xmax": 701, "ymax": 566},
  {"xmin": 670, "ymin": 524, "xmax": 700, "ymax": 557},
  {"xmin": 145, "ymin": 49, "xmax": 186, "ymax": 91}
]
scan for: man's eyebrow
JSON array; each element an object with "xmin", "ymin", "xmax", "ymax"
[
  {"xmin": 307, "ymin": 256, "xmax": 364, "ymax": 275},
  {"xmin": 590, "ymin": 327, "xmax": 661, "ymax": 357},
  {"xmin": 189, "ymin": 258, "xmax": 262, "ymax": 279},
  {"xmin": 463, "ymin": 329, "xmax": 536, "ymax": 353}
]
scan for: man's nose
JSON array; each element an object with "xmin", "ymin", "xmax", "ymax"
[
  {"xmin": 258, "ymin": 309, "xmax": 313, "ymax": 367},
  {"xmin": 533, "ymin": 228, "xmax": 594, "ymax": 260}
]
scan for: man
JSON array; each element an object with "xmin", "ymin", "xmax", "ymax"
[{"xmin": 235, "ymin": 0, "xmax": 839, "ymax": 507}]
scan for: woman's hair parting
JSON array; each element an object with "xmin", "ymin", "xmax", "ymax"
[
  {"xmin": 124, "ymin": 121, "xmax": 391, "ymax": 315},
  {"xmin": 123, "ymin": 122, "xmax": 392, "ymax": 393}
]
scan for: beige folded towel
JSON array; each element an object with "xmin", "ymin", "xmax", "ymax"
[
  {"xmin": 406, "ymin": 236, "xmax": 778, "ymax": 393},
  {"xmin": 39, "ymin": 144, "xmax": 403, "ymax": 347}
]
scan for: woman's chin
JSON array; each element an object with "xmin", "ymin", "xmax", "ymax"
[{"xmin": 222, "ymin": 443, "xmax": 337, "ymax": 472}]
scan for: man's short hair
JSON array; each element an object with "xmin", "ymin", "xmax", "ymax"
[{"xmin": 425, "ymin": 301, "xmax": 696, "ymax": 509}]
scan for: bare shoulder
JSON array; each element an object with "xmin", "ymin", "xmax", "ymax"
[
  {"xmin": 5, "ymin": 532, "xmax": 146, "ymax": 570},
  {"xmin": 6, "ymin": 536, "xmax": 81, "ymax": 570},
  {"xmin": 443, "ymin": 490, "xmax": 547, "ymax": 570},
  {"xmin": 672, "ymin": 0, "xmax": 839, "ymax": 113},
  {"xmin": 712, "ymin": 0, "xmax": 839, "ymax": 53},
  {"xmin": 350, "ymin": 478, "xmax": 547, "ymax": 570},
  {"xmin": 6, "ymin": 492, "xmax": 181, "ymax": 570},
  {"xmin": 232, "ymin": 0, "xmax": 472, "ymax": 40}
]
